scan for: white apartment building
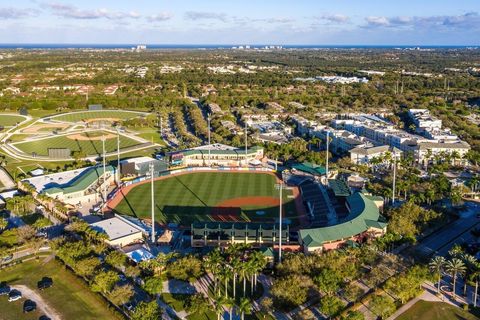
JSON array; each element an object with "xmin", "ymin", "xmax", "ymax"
[
  {"xmin": 332, "ymin": 114, "xmax": 470, "ymax": 165},
  {"xmin": 350, "ymin": 145, "xmax": 402, "ymax": 166}
]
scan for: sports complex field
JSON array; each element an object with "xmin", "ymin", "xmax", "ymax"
[
  {"xmin": 111, "ymin": 171, "xmax": 300, "ymax": 225},
  {"xmin": 12, "ymin": 130, "xmax": 142, "ymax": 156},
  {"xmin": 0, "ymin": 114, "xmax": 27, "ymax": 127},
  {"xmin": 48, "ymin": 110, "xmax": 147, "ymax": 123}
]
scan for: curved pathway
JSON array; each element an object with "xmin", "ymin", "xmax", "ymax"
[{"xmin": 11, "ymin": 284, "xmax": 62, "ymax": 320}]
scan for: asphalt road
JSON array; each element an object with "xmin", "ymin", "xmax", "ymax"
[{"xmin": 414, "ymin": 202, "xmax": 480, "ymax": 258}]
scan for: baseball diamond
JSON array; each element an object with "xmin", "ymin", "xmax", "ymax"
[{"xmin": 110, "ymin": 171, "xmax": 301, "ymax": 226}]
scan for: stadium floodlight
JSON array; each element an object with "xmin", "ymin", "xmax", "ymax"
[
  {"xmin": 392, "ymin": 150, "xmax": 397, "ymax": 205},
  {"xmin": 325, "ymin": 131, "xmax": 330, "ymax": 182},
  {"xmin": 274, "ymin": 182, "xmax": 288, "ymax": 263},
  {"xmin": 150, "ymin": 162, "xmax": 155, "ymax": 243},
  {"xmin": 102, "ymin": 135, "xmax": 106, "ymax": 215},
  {"xmin": 207, "ymin": 113, "xmax": 211, "ymax": 167},
  {"xmin": 244, "ymin": 122, "xmax": 248, "ymax": 167},
  {"xmin": 116, "ymin": 128, "xmax": 120, "ymax": 184}
]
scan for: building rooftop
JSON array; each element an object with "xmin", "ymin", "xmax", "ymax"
[
  {"xmin": 43, "ymin": 165, "xmax": 114, "ymax": 196},
  {"xmin": 90, "ymin": 216, "xmax": 142, "ymax": 241},
  {"xmin": 299, "ymin": 192, "xmax": 386, "ymax": 247}
]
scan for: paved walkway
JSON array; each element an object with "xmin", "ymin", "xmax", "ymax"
[{"xmin": 388, "ymin": 281, "xmax": 458, "ymax": 319}]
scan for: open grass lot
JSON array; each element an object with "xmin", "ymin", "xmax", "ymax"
[
  {"xmin": 49, "ymin": 110, "xmax": 147, "ymax": 123},
  {"xmin": 113, "ymin": 172, "xmax": 298, "ymax": 225},
  {"xmin": 397, "ymin": 301, "xmax": 479, "ymax": 320},
  {"xmin": 13, "ymin": 131, "xmax": 142, "ymax": 156},
  {"xmin": 0, "ymin": 259, "xmax": 121, "ymax": 320},
  {"xmin": 0, "ymin": 114, "xmax": 27, "ymax": 127}
]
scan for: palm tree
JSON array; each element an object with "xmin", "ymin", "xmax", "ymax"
[
  {"xmin": 230, "ymin": 256, "xmax": 241, "ymax": 299},
  {"xmin": 429, "ymin": 256, "xmax": 446, "ymax": 294},
  {"xmin": 219, "ymin": 264, "xmax": 233, "ymax": 299},
  {"xmin": 205, "ymin": 249, "xmax": 223, "ymax": 295},
  {"xmin": 238, "ymin": 297, "xmax": 252, "ymax": 320},
  {"xmin": 446, "ymin": 258, "xmax": 466, "ymax": 300},
  {"xmin": 461, "ymin": 254, "xmax": 477, "ymax": 297},
  {"xmin": 469, "ymin": 262, "xmax": 480, "ymax": 307},
  {"xmin": 213, "ymin": 296, "xmax": 226, "ymax": 320},
  {"xmin": 250, "ymin": 250, "xmax": 267, "ymax": 292}
]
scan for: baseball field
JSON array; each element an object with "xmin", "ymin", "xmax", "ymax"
[
  {"xmin": 111, "ymin": 171, "xmax": 299, "ymax": 225},
  {"xmin": 0, "ymin": 114, "xmax": 27, "ymax": 127},
  {"xmin": 12, "ymin": 130, "xmax": 143, "ymax": 156},
  {"xmin": 49, "ymin": 110, "xmax": 147, "ymax": 123}
]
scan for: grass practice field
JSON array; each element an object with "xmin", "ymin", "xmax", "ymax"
[
  {"xmin": 0, "ymin": 259, "xmax": 121, "ymax": 320},
  {"xmin": 49, "ymin": 110, "xmax": 147, "ymax": 123},
  {"xmin": 13, "ymin": 130, "xmax": 142, "ymax": 156},
  {"xmin": 113, "ymin": 172, "xmax": 298, "ymax": 225},
  {"xmin": 397, "ymin": 300, "xmax": 479, "ymax": 320},
  {"xmin": 0, "ymin": 114, "xmax": 27, "ymax": 127}
]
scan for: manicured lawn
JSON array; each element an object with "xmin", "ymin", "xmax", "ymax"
[
  {"xmin": 0, "ymin": 259, "xmax": 122, "ymax": 320},
  {"xmin": 136, "ymin": 127, "xmax": 165, "ymax": 145},
  {"xmin": 114, "ymin": 172, "xmax": 297, "ymax": 225},
  {"xmin": 397, "ymin": 300, "xmax": 479, "ymax": 320},
  {"xmin": 49, "ymin": 110, "xmax": 147, "ymax": 123},
  {"xmin": 13, "ymin": 131, "xmax": 142, "ymax": 156},
  {"xmin": 0, "ymin": 114, "xmax": 27, "ymax": 127}
]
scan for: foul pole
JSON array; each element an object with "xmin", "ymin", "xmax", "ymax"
[{"xmin": 150, "ymin": 162, "xmax": 155, "ymax": 243}]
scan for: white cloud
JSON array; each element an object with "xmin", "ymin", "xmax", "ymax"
[
  {"xmin": 185, "ymin": 11, "xmax": 228, "ymax": 22},
  {"xmin": 0, "ymin": 7, "xmax": 38, "ymax": 19},
  {"xmin": 45, "ymin": 2, "xmax": 141, "ymax": 20},
  {"xmin": 147, "ymin": 12, "xmax": 174, "ymax": 22}
]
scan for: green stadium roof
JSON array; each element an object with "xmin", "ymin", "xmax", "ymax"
[
  {"xmin": 44, "ymin": 165, "xmax": 115, "ymax": 196},
  {"xmin": 328, "ymin": 179, "xmax": 351, "ymax": 197},
  {"xmin": 299, "ymin": 192, "xmax": 385, "ymax": 248},
  {"xmin": 291, "ymin": 162, "xmax": 326, "ymax": 176}
]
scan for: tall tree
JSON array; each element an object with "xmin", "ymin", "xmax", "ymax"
[
  {"xmin": 446, "ymin": 258, "xmax": 466, "ymax": 300},
  {"xmin": 429, "ymin": 256, "xmax": 446, "ymax": 294}
]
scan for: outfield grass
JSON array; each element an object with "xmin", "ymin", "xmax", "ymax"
[
  {"xmin": 114, "ymin": 172, "xmax": 297, "ymax": 225},
  {"xmin": 397, "ymin": 301, "xmax": 479, "ymax": 320},
  {"xmin": 0, "ymin": 114, "xmax": 27, "ymax": 127},
  {"xmin": 13, "ymin": 131, "xmax": 142, "ymax": 156},
  {"xmin": 49, "ymin": 110, "xmax": 147, "ymax": 123},
  {"xmin": 0, "ymin": 259, "xmax": 121, "ymax": 320}
]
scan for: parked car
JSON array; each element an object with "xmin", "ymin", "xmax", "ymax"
[
  {"xmin": 37, "ymin": 277, "xmax": 53, "ymax": 290},
  {"xmin": 23, "ymin": 299, "xmax": 37, "ymax": 313},
  {"xmin": 39, "ymin": 316, "xmax": 51, "ymax": 320},
  {"xmin": 0, "ymin": 283, "xmax": 10, "ymax": 295},
  {"xmin": 8, "ymin": 289, "xmax": 22, "ymax": 302}
]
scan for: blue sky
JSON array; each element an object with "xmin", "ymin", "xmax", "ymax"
[{"xmin": 0, "ymin": 0, "xmax": 479, "ymax": 44}]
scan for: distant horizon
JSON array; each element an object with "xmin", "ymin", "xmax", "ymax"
[
  {"xmin": 1, "ymin": 1, "xmax": 479, "ymax": 44},
  {"xmin": 0, "ymin": 43, "xmax": 478, "ymax": 49}
]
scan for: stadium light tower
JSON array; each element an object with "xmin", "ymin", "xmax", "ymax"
[
  {"xmin": 102, "ymin": 135, "xmax": 106, "ymax": 215},
  {"xmin": 275, "ymin": 182, "xmax": 287, "ymax": 263},
  {"xmin": 150, "ymin": 162, "xmax": 155, "ymax": 243},
  {"xmin": 325, "ymin": 131, "xmax": 330, "ymax": 182},
  {"xmin": 392, "ymin": 150, "xmax": 397, "ymax": 205},
  {"xmin": 244, "ymin": 122, "xmax": 248, "ymax": 167},
  {"xmin": 207, "ymin": 113, "xmax": 211, "ymax": 167},
  {"xmin": 116, "ymin": 128, "xmax": 120, "ymax": 185}
]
